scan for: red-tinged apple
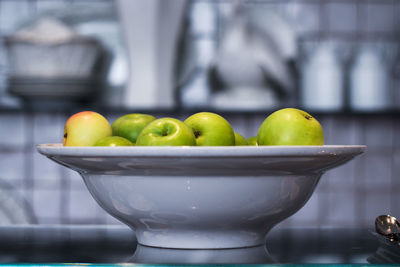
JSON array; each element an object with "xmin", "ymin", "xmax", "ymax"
[
  {"xmin": 63, "ymin": 111, "xmax": 112, "ymax": 146},
  {"xmin": 257, "ymin": 108, "xmax": 324, "ymax": 146}
]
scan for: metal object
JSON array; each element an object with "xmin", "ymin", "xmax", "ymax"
[{"xmin": 375, "ymin": 215, "xmax": 400, "ymax": 242}]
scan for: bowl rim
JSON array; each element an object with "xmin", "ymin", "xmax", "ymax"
[{"xmin": 37, "ymin": 144, "xmax": 366, "ymax": 158}]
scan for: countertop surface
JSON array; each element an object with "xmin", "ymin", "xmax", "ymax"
[{"xmin": 0, "ymin": 225, "xmax": 398, "ymax": 265}]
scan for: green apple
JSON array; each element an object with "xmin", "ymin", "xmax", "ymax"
[
  {"xmin": 94, "ymin": 136, "xmax": 133, "ymax": 146},
  {"xmin": 184, "ymin": 112, "xmax": 235, "ymax": 146},
  {"xmin": 246, "ymin": 136, "xmax": 258, "ymax": 146},
  {"xmin": 257, "ymin": 108, "xmax": 324, "ymax": 146},
  {"xmin": 136, "ymin": 118, "xmax": 196, "ymax": 146},
  {"xmin": 63, "ymin": 111, "xmax": 112, "ymax": 146},
  {"xmin": 112, "ymin": 113, "xmax": 156, "ymax": 144},
  {"xmin": 234, "ymin": 132, "xmax": 248, "ymax": 146}
]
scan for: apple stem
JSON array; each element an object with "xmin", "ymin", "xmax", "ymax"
[
  {"xmin": 194, "ymin": 130, "xmax": 201, "ymax": 138},
  {"xmin": 304, "ymin": 114, "xmax": 312, "ymax": 120}
]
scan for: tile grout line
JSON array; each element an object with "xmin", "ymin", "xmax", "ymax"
[{"xmin": 23, "ymin": 111, "xmax": 35, "ymax": 221}]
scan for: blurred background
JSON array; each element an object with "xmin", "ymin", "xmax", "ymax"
[{"xmin": 0, "ymin": 0, "xmax": 399, "ymax": 230}]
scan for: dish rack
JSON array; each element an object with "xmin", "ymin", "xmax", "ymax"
[{"xmin": 4, "ymin": 36, "xmax": 108, "ymax": 101}]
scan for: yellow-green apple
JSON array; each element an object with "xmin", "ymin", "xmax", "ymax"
[
  {"xmin": 94, "ymin": 136, "xmax": 133, "ymax": 146},
  {"xmin": 136, "ymin": 118, "xmax": 196, "ymax": 146},
  {"xmin": 184, "ymin": 112, "xmax": 235, "ymax": 146},
  {"xmin": 63, "ymin": 111, "xmax": 112, "ymax": 146},
  {"xmin": 246, "ymin": 136, "xmax": 258, "ymax": 146},
  {"xmin": 257, "ymin": 108, "xmax": 324, "ymax": 146},
  {"xmin": 112, "ymin": 113, "xmax": 156, "ymax": 144},
  {"xmin": 234, "ymin": 132, "xmax": 248, "ymax": 146}
]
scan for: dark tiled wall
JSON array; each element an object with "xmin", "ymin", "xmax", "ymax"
[{"xmin": 0, "ymin": 0, "xmax": 399, "ymax": 227}]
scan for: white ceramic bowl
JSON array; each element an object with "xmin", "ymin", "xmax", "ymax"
[{"xmin": 37, "ymin": 144, "xmax": 365, "ymax": 249}]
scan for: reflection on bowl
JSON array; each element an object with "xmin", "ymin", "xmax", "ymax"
[{"xmin": 37, "ymin": 145, "xmax": 365, "ymax": 249}]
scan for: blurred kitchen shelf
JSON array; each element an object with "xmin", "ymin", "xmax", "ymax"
[{"xmin": 0, "ymin": 104, "xmax": 399, "ymax": 118}]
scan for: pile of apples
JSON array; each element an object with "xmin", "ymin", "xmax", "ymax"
[{"xmin": 62, "ymin": 108, "xmax": 324, "ymax": 147}]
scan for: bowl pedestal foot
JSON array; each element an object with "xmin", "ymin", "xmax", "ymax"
[
  {"xmin": 130, "ymin": 243, "xmax": 275, "ymax": 264},
  {"xmin": 133, "ymin": 228, "xmax": 269, "ymax": 249}
]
